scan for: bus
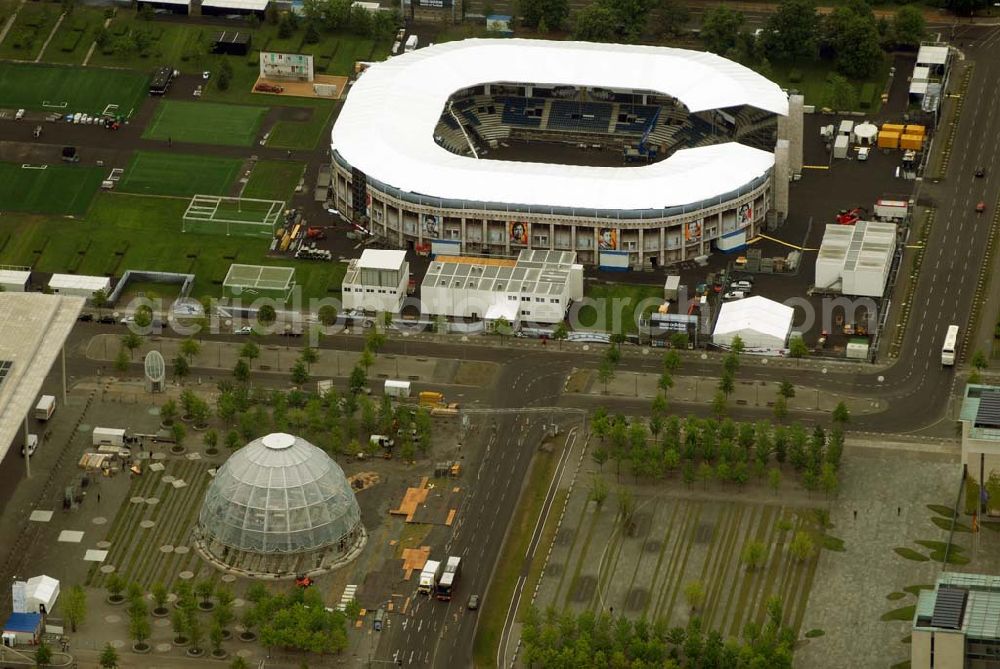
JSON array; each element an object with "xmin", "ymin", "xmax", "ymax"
[
  {"xmin": 436, "ymin": 556, "xmax": 461, "ymax": 601},
  {"xmin": 942, "ymin": 325, "xmax": 959, "ymax": 366}
]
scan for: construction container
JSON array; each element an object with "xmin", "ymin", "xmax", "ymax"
[
  {"xmin": 877, "ymin": 131, "xmax": 900, "ymax": 149},
  {"xmin": 881, "ymin": 123, "xmax": 905, "ymax": 134},
  {"xmin": 904, "ymin": 124, "xmax": 926, "ymax": 136},
  {"xmin": 900, "ymin": 134, "xmax": 924, "ymax": 150}
]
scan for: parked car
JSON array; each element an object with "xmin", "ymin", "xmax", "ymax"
[
  {"xmin": 977, "ymin": 201, "xmax": 986, "ymax": 213},
  {"xmin": 97, "ymin": 315, "xmax": 116, "ymax": 324},
  {"xmin": 202, "ymin": 71, "xmax": 211, "ymax": 80},
  {"xmin": 234, "ymin": 326, "xmax": 253, "ymax": 335},
  {"xmin": 78, "ymin": 313, "xmax": 93, "ymax": 322},
  {"xmin": 723, "ymin": 290, "xmax": 748, "ymax": 301},
  {"xmin": 976, "ymin": 167, "xmax": 986, "ymax": 178},
  {"xmin": 729, "ymin": 280, "xmax": 752, "ymax": 291},
  {"xmin": 14, "ymin": 108, "xmax": 25, "ymax": 120}
]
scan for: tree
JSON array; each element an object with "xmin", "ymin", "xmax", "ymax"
[
  {"xmin": 892, "ymin": 5, "xmax": 925, "ymax": 47},
  {"xmin": 151, "ymin": 582, "xmax": 169, "ymax": 615},
  {"xmin": 64, "ymin": 584, "xmax": 87, "ymax": 632},
  {"xmin": 552, "ymin": 321, "xmax": 569, "ymax": 349},
  {"xmin": 217, "ymin": 57, "xmax": 232, "ymax": 90},
  {"xmin": 349, "ymin": 364, "xmax": 368, "ymax": 395},
  {"xmin": 788, "ymin": 335, "xmax": 809, "ymax": 358},
  {"xmin": 773, "ymin": 395, "xmax": 788, "ymax": 422},
  {"xmin": 180, "ymin": 337, "xmax": 201, "ymax": 363},
  {"xmin": 171, "ymin": 422, "xmax": 186, "ymax": 448},
  {"xmin": 718, "ymin": 371, "xmax": 735, "ymax": 397},
  {"xmin": 318, "ymin": 305, "xmax": 338, "ymax": 326},
  {"xmin": 92, "ymin": 288, "xmax": 109, "ymax": 316},
  {"xmin": 230, "ymin": 657, "xmax": 249, "ymax": 669},
  {"xmin": 684, "ymin": 580, "xmax": 706, "ymax": 611},
  {"xmin": 129, "ymin": 609, "xmax": 151, "ymax": 650},
  {"xmin": 597, "ymin": 359, "xmax": 615, "ymax": 394},
  {"xmin": 823, "ymin": 5, "xmax": 883, "ymax": 79},
  {"xmin": 590, "ymin": 476, "xmax": 608, "ymax": 505},
  {"xmin": 233, "ymin": 358, "xmax": 251, "ymax": 384},
  {"xmin": 711, "ymin": 390, "xmax": 728, "ymax": 418},
  {"xmin": 788, "ymin": 530, "xmax": 815, "ymax": 561},
  {"xmin": 257, "ymin": 304, "xmax": 277, "ymax": 328},
  {"xmin": 741, "ymin": 540, "xmax": 767, "ymax": 571},
  {"xmin": 115, "ymin": 347, "xmax": 129, "ymax": 373},
  {"xmin": 518, "ymin": 0, "xmax": 570, "ymax": 31},
  {"xmin": 573, "ymin": 3, "xmax": 617, "ymax": 42},
  {"xmin": 493, "ymin": 315, "xmax": 513, "ymax": 341},
  {"xmin": 188, "ymin": 610, "xmax": 205, "ymax": 653},
  {"xmin": 701, "ymin": 5, "xmax": 744, "ymax": 55},
  {"xmin": 134, "ymin": 305, "xmax": 153, "ymax": 329},
  {"xmin": 824, "ymin": 73, "xmax": 858, "ymax": 111},
  {"xmin": 603, "ymin": 0, "xmax": 655, "ymax": 40},
  {"xmin": 300, "ymin": 346, "xmax": 319, "ymax": 371},
  {"xmin": 121, "ymin": 331, "xmax": 142, "ymax": 360},
  {"xmin": 973, "ymin": 349, "xmax": 989, "ymax": 371},
  {"xmin": 106, "ymin": 573, "xmax": 126, "ymax": 603},
  {"xmin": 656, "ymin": 0, "xmax": 690, "ymax": 37},
  {"xmin": 99, "ymin": 643, "xmax": 119, "ymax": 669},
  {"xmin": 35, "ymin": 639, "xmax": 51, "ymax": 668},
  {"xmin": 173, "ymin": 354, "xmax": 190, "ymax": 382},
  {"xmin": 762, "ymin": 0, "xmax": 819, "ymax": 61},
  {"xmin": 240, "ymin": 341, "xmax": 260, "ymax": 368},
  {"xmin": 778, "ymin": 380, "xmax": 796, "ymax": 399},
  {"xmin": 832, "ymin": 400, "xmax": 850, "ymax": 425},
  {"xmin": 767, "ymin": 467, "xmax": 782, "ymax": 494},
  {"xmin": 617, "ymin": 486, "xmax": 636, "ymax": 532},
  {"xmin": 226, "ymin": 429, "xmax": 241, "ymax": 451},
  {"xmin": 195, "ymin": 579, "xmax": 215, "ymax": 608}
]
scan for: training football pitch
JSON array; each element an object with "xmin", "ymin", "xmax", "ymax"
[
  {"xmin": 0, "ymin": 63, "xmax": 149, "ymax": 115},
  {"xmin": 0, "ymin": 162, "xmax": 104, "ymax": 214},
  {"xmin": 144, "ymin": 101, "xmax": 267, "ymax": 147},
  {"xmin": 117, "ymin": 152, "xmax": 242, "ymax": 197}
]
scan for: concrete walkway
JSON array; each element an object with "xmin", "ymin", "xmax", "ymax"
[
  {"xmin": 81, "ymin": 16, "xmax": 112, "ymax": 67},
  {"xmin": 34, "ymin": 11, "xmax": 65, "ymax": 63},
  {"xmin": 0, "ymin": 0, "xmax": 26, "ymax": 49}
]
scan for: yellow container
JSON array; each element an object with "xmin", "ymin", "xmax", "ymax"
[
  {"xmin": 900, "ymin": 134, "xmax": 924, "ymax": 150},
  {"xmin": 877, "ymin": 131, "xmax": 900, "ymax": 149},
  {"xmin": 881, "ymin": 123, "xmax": 905, "ymax": 134},
  {"xmin": 904, "ymin": 124, "xmax": 926, "ymax": 136}
]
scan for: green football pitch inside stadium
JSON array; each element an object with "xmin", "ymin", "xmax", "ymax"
[
  {"xmin": 0, "ymin": 162, "xmax": 105, "ymax": 215},
  {"xmin": 144, "ymin": 101, "xmax": 267, "ymax": 147}
]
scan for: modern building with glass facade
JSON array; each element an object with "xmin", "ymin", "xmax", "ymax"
[{"xmin": 913, "ymin": 572, "xmax": 1000, "ymax": 669}]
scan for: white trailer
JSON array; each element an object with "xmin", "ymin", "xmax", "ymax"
[
  {"xmin": 873, "ymin": 198, "xmax": 909, "ymax": 222},
  {"xmin": 92, "ymin": 427, "xmax": 126, "ymax": 448},
  {"xmin": 418, "ymin": 560, "xmax": 442, "ymax": 594},
  {"xmin": 34, "ymin": 395, "xmax": 56, "ymax": 421},
  {"xmin": 833, "ymin": 135, "xmax": 849, "ymax": 159},
  {"xmin": 404, "ymin": 35, "xmax": 418, "ymax": 52},
  {"xmin": 384, "ymin": 380, "xmax": 411, "ymax": 398}
]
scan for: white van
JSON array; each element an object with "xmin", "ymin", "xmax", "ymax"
[
  {"xmin": 21, "ymin": 434, "xmax": 38, "ymax": 457},
  {"xmin": 723, "ymin": 290, "xmax": 748, "ymax": 301},
  {"xmin": 35, "ymin": 395, "xmax": 56, "ymax": 421},
  {"xmin": 729, "ymin": 280, "xmax": 752, "ymax": 291},
  {"xmin": 857, "ymin": 147, "xmax": 870, "ymax": 161}
]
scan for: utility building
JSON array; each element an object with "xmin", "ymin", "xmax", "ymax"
[{"xmin": 342, "ymin": 249, "xmax": 409, "ymax": 314}]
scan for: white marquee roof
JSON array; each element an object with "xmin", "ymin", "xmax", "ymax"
[
  {"xmin": 714, "ymin": 296, "xmax": 793, "ymax": 342},
  {"xmin": 332, "ymin": 39, "xmax": 789, "ymax": 211}
]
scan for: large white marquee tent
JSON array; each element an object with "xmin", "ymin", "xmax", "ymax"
[{"xmin": 713, "ymin": 296, "xmax": 794, "ymax": 351}]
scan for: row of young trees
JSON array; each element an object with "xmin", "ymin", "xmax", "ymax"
[{"xmin": 520, "ymin": 597, "xmax": 795, "ymax": 668}]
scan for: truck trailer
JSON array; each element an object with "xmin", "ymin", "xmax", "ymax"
[
  {"xmin": 384, "ymin": 379, "xmax": 411, "ymax": 398},
  {"xmin": 92, "ymin": 427, "xmax": 126, "ymax": 448},
  {"xmin": 34, "ymin": 395, "xmax": 56, "ymax": 421},
  {"xmin": 436, "ymin": 556, "xmax": 461, "ymax": 601},
  {"xmin": 418, "ymin": 560, "xmax": 442, "ymax": 595}
]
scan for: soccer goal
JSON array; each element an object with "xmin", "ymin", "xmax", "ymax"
[{"xmin": 182, "ymin": 194, "xmax": 284, "ymax": 238}]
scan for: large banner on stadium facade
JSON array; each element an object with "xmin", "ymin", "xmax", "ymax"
[
  {"xmin": 259, "ymin": 52, "xmax": 314, "ymax": 82},
  {"xmin": 737, "ymin": 203, "xmax": 753, "ymax": 229},
  {"xmin": 685, "ymin": 220, "xmax": 702, "ymax": 242},
  {"xmin": 509, "ymin": 222, "xmax": 528, "ymax": 245},
  {"xmin": 598, "ymin": 228, "xmax": 617, "ymax": 250},
  {"xmin": 416, "ymin": 0, "xmax": 453, "ymax": 8},
  {"xmin": 421, "ymin": 213, "xmax": 440, "ymax": 239}
]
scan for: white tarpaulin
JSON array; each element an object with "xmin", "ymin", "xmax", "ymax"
[
  {"xmin": 332, "ymin": 39, "xmax": 788, "ymax": 211},
  {"xmin": 713, "ymin": 296, "xmax": 793, "ymax": 351}
]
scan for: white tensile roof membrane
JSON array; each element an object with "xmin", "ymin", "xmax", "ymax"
[{"xmin": 332, "ymin": 39, "xmax": 789, "ymax": 212}]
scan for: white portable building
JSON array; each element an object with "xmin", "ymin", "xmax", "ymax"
[
  {"xmin": 48, "ymin": 274, "xmax": 111, "ymax": 298},
  {"xmin": 833, "ymin": 135, "xmax": 849, "ymax": 159},
  {"xmin": 0, "ymin": 269, "xmax": 30, "ymax": 292},
  {"xmin": 815, "ymin": 221, "xmax": 897, "ymax": 297},
  {"xmin": 713, "ymin": 296, "xmax": 793, "ymax": 351},
  {"xmin": 384, "ymin": 380, "xmax": 411, "ymax": 398}
]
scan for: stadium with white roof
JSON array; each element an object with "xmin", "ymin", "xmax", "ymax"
[{"xmin": 330, "ymin": 39, "xmax": 803, "ymax": 269}]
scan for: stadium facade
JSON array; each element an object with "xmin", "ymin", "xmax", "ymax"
[{"xmin": 330, "ymin": 40, "xmax": 804, "ymax": 269}]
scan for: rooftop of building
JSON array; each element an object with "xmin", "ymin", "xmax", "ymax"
[
  {"xmin": 915, "ymin": 572, "xmax": 1000, "ymax": 640},
  {"xmin": 422, "ymin": 250, "xmax": 579, "ymax": 295},
  {"xmin": 961, "ymin": 384, "xmax": 1000, "ymax": 442}
]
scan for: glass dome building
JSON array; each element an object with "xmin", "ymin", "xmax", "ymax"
[{"xmin": 196, "ymin": 433, "xmax": 365, "ymax": 576}]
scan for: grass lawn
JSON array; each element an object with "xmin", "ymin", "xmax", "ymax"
[
  {"xmin": 0, "ymin": 194, "xmax": 344, "ymax": 300},
  {"xmin": 768, "ymin": 57, "xmax": 892, "ymax": 112},
  {"xmin": 242, "ymin": 160, "xmax": 305, "ymax": 200},
  {"xmin": 0, "ymin": 3, "xmax": 60, "ymax": 61},
  {"xmin": 40, "ymin": 7, "xmax": 106, "ymax": 65},
  {"xmin": 577, "ymin": 282, "xmax": 664, "ymax": 334},
  {"xmin": 0, "ymin": 62, "xmax": 149, "ymax": 115},
  {"xmin": 144, "ymin": 100, "xmax": 266, "ymax": 146},
  {"xmin": 0, "ymin": 162, "xmax": 104, "ymax": 215},
  {"xmin": 473, "ymin": 444, "xmax": 560, "ymax": 668},
  {"xmin": 118, "ymin": 151, "xmax": 242, "ymax": 197},
  {"xmin": 87, "ymin": 11, "xmax": 212, "ymax": 69},
  {"xmin": 266, "ymin": 105, "xmax": 335, "ymax": 150}
]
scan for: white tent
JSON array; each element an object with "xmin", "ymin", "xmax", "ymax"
[
  {"xmin": 25, "ymin": 575, "xmax": 59, "ymax": 614},
  {"xmin": 713, "ymin": 296, "xmax": 793, "ymax": 351},
  {"xmin": 853, "ymin": 122, "xmax": 878, "ymax": 145}
]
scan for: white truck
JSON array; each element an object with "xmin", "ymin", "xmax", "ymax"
[
  {"xmin": 93, "ymin": 427, "xmax": 126, "ymax": 448},
  {"xmin": 384, "ymin": 379, "xmax": 411, "ymax": 398},
  {"xmin": 34, "ymin": 395, "xmax": 56, "ymax": 421},
  {"xmin": 436, "ymin": 556, "xmax": 461, "ymax": 601},
  {"xmin": 418, "ymin": 560, "xmax": 442, "ymax": 595},
  {"xmin": 873, "ymin": 198, "xmax": 908, "ymax": 222},
  {"xmin": 404, "ymin": 34, "xmax": 418, "ymax": 52}
]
